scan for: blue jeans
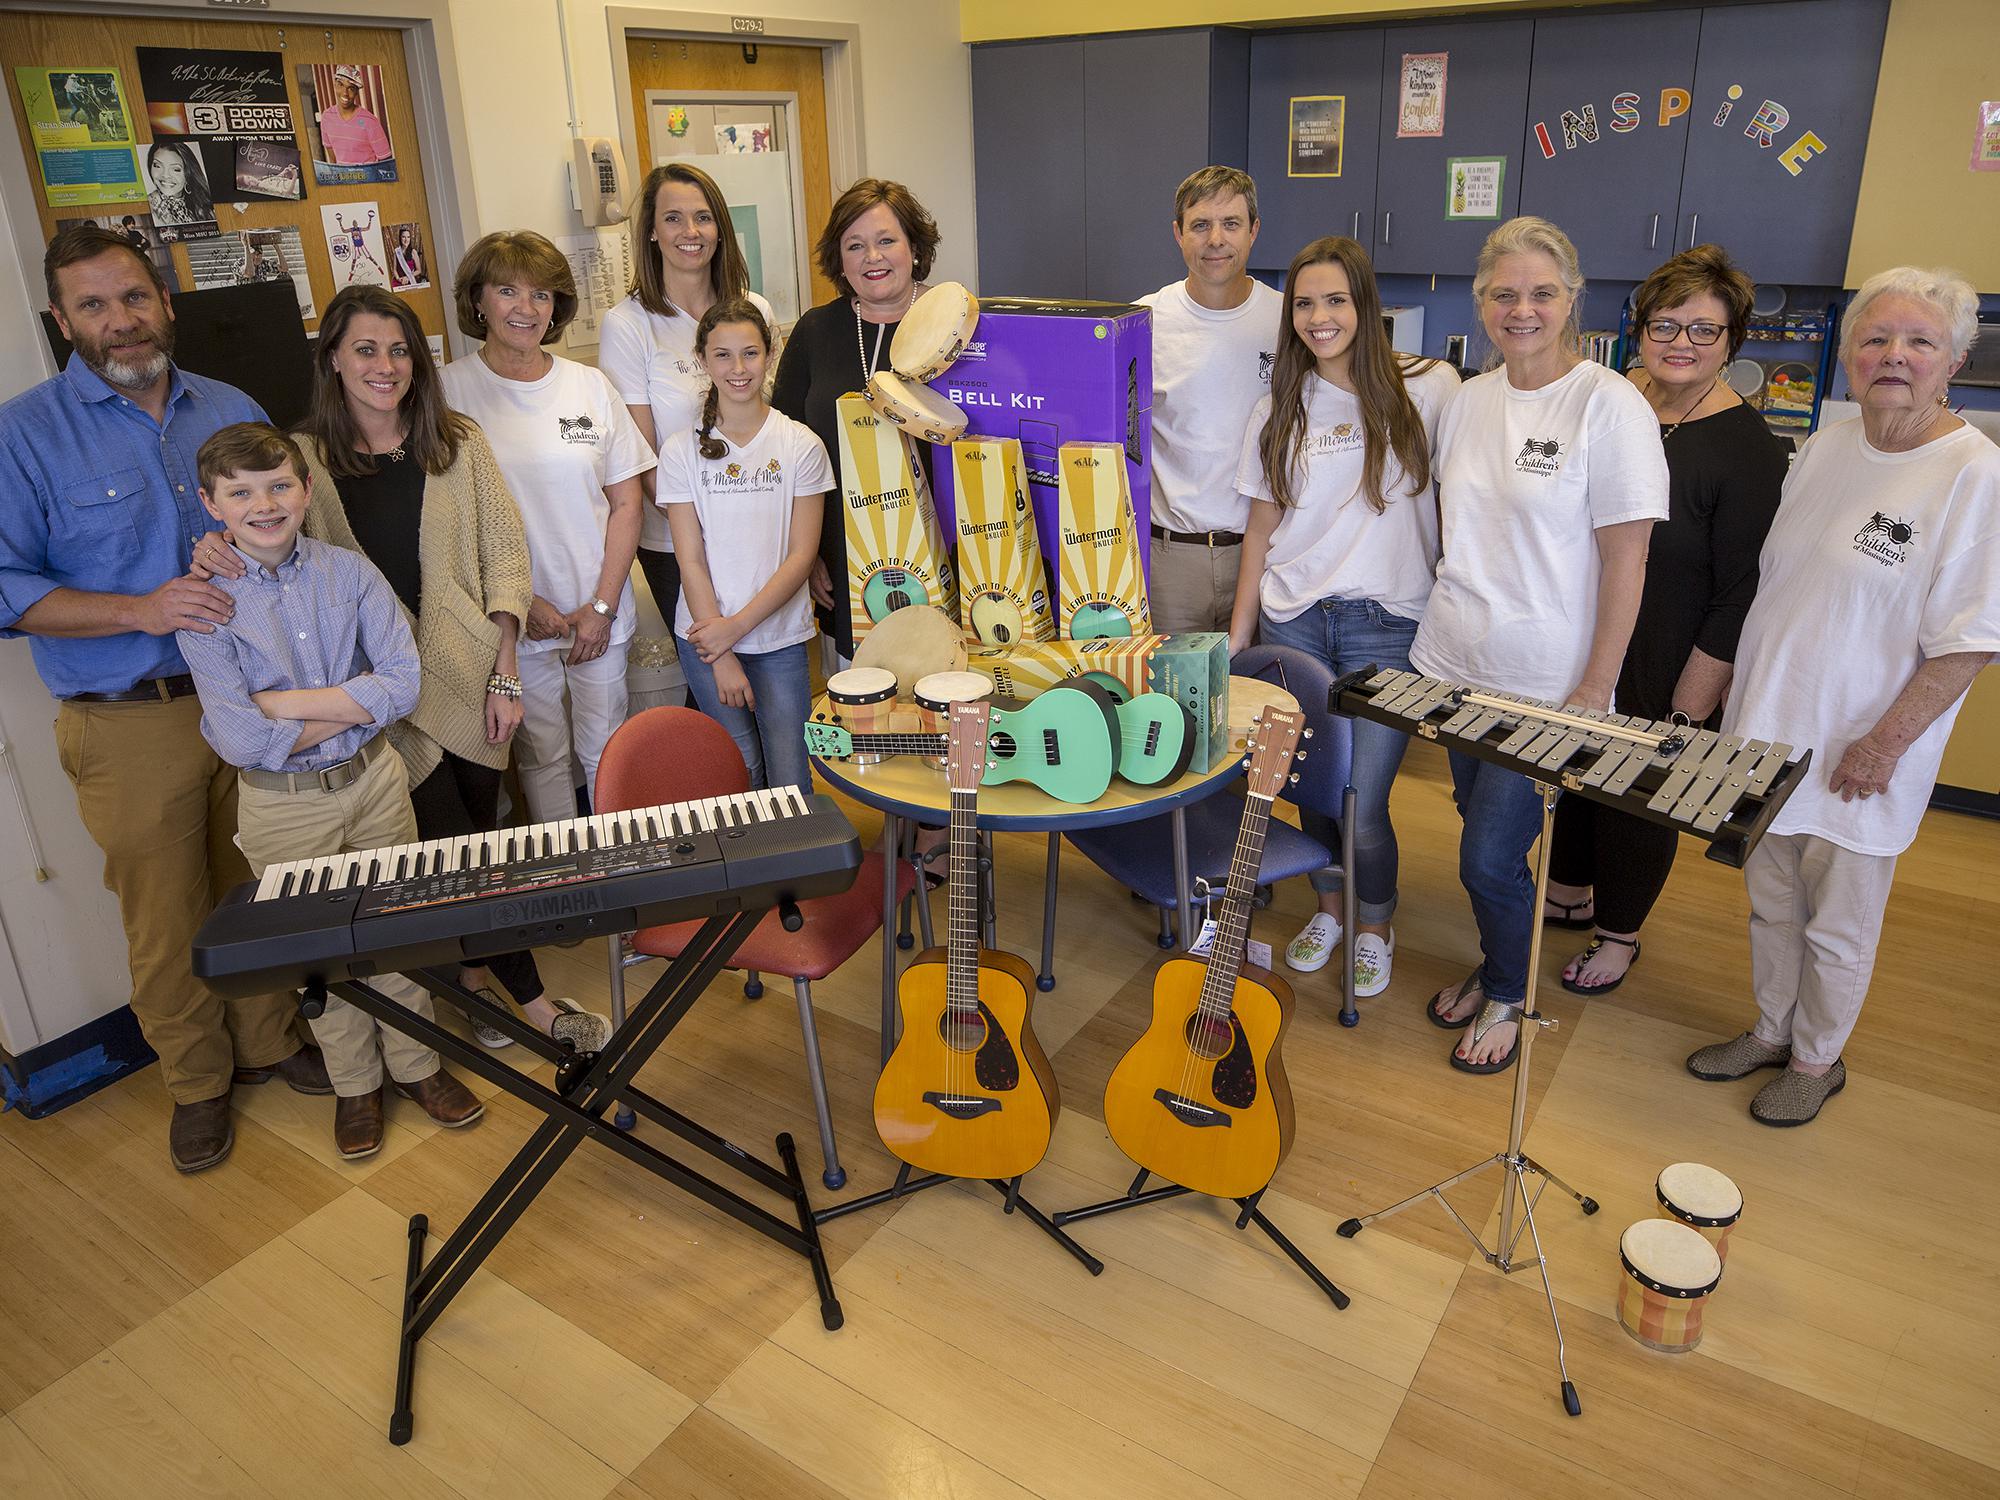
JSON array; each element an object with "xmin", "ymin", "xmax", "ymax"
[
  {"xmin": 1447, "ymin": 750, "xmax": 1548, "ymax": 1006},
  {"xmin": 1259, "ymin": 598, "xmax": 1418, "ymax": 925},
  {"xmin": 676, "ymin": 639, "xmax": 813, "ymax": 793}
]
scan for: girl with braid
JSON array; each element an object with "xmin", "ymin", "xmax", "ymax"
[{"xmin": 659, "ymin": 299, "xmax": 831, "ymax": 791}]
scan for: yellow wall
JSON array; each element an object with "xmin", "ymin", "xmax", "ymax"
[
  {"xmin": 959, "ymin": 0, "xmax": 1570, "ymax": 44},
  {"xmin": 1938, "ymin": 672, "xmax": 2000, "ymax": 795},
  {"xmin": 1845, "ymin": 0, "xmax": 2000, "ymax": 287}
]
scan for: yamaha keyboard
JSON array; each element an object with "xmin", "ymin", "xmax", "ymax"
[{"xmin": 194, "ymin": 787, "xmax": 862, "ymax": 995}]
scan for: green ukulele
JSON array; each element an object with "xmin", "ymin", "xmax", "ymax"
[
  {"xmin": 1079, "ymin": 672, "xmax": 1199, "ymax": 785},
  {"xmin": 805, "ymin": 681, "xmax": 1121, "ymax": 804}
]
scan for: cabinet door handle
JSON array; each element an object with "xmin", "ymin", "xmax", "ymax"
[
  {"xmin": 1353, "ymin": 210, "xmax": 1361, "ymax": 240},
  {"xmin": 1649, "ymin": 213, "xmax": 1660, "ymax": 250},
  {"xmin": 1687, "ymin": 213, "xmax": 1700, "ymax": 251},
  {"xmin": 1382, "ymin": 211, "xmax": 1391, "ymax": 244}
]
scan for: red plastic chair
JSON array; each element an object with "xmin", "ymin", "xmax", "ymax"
[{"xmin": 596, "ymin": 707, "xmax": 913, "ymax": 1189}]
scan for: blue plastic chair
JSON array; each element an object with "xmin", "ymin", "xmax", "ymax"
[{"xmin": 1064, "ymin": 643, "xmax": 1353, "ymax": 951}]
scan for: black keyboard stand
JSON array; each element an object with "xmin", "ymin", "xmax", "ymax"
[{"xmin": 301, "ymin": 909, "xmax": 843, "ymax": 1447}]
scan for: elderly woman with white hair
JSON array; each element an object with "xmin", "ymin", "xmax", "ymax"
[
  {"xmin": 1412, "ymin": 216, "xmax": 1669, "ymax": 1073},
  {"xmin": 1686, "ymin": 266, "xmax": 2000, "ymax": 1125}
]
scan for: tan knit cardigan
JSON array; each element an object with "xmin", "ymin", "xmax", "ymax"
[{"xmin": 300, "ymin": 426, "xmax": 534, "ymax": 780}]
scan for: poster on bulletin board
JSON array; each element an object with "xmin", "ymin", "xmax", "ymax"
[
  {"xmin": 1445, "ymin": 156, "xmax": 1504, "ymax": 220},
  {"xmin": 1397, "ymin": 52, "xmax": 1447, "ymax": 139},
  {"xmin": 13, "ymin": 66, "xmax": 145, "ymax": 207},
  {"xmin": 1288, "ymin": 96, "xmax": 1345, "ymax": 178},
  {"xmin": 1974, "ymin": 101, "xmax": 2000, "ymax": 172}
]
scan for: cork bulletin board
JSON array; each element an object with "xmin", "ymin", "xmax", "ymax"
[{"xmin": 1, "ymin": 8, "xmax": 447, "ymax": 346}]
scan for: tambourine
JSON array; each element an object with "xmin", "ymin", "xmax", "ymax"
[
  {"xmin": 891, "ymin": 281, "xmax": 979, "ymax": 382},
  {"xmin": 865, "ymin": 371, "xmax": 968, "ymax": 445}
]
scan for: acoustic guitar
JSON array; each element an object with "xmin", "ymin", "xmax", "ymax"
[
  {"xmin": 1102, "ymin": 706, "xmax": 1307, "ymax": 1200},
  {"xmin": 804, "ymin": 680, "xmax": 1120, "ymax": 804},
  {"xmin": 873, "ymin": 699, "xmax": 1060, "ymax": 1181}
]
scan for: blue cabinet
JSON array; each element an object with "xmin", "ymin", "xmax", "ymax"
[
  {"xmin": 1370, "ymin": 18, "xmax": 1535, "ymax": 275},
  {"xmin": 971, "ymin": 39, "xmax": 1087, "ymax": 299},
  {"xmin": 1676, "ymin": 0, "xmax": 1888, "ymax": 286},
  {"xmin": 1246, "ymin": 27, "xmax": 1386, "ymax": 265},
  {"xmin": 1517, "ymin": 9, "xmax": 1704, "ymax": 283}
]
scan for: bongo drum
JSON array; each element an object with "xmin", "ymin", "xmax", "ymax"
[
  {"xmin": 866, "ymin": 371, "xmax": 969, "ymax": 444},
  {"xmin": 1616, "ymin": 1218, "xmax": 1722, "ymax": 1353},
  {"xmin": 912, "ymin": 670, "xmax": 993, "ymax": 769},
  {"xmin": 1656, "ymin": 1162, "xmax": 1744, "ymax": 1265},
  {"xmin": 891, "ymin": 282, "xmax": 980, "ymax": 382},
  {"xmin": 827, "ymin": 667, "xmax": 899, "ymax": 764}
]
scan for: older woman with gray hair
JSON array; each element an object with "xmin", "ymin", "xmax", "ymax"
[{"xmin": 1687, "ymin": 266, "xmax": 2000, "ymax": 1125}]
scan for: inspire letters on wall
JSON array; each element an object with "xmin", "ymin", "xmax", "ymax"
[{"xmin": 1532, "ymin": 82, "xmax": 1828, "ymax": 177}]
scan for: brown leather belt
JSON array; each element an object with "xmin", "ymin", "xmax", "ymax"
[
  {"xmin": 1151, "ymin": 524, "xmax": 1244, "ymax": 548},
  {"xmin": 66, "ymin": 674, "xmax": 198, "ymax": 704},
  {"xmin": 239, "ymin": 733, "xmax": 387, "ymax": 795}
]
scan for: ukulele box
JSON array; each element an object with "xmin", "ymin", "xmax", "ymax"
[
  {"xmin": 951, "ymin": 436, "xmax": 1057, "ymax": 647},
  {"xmin": 837, "ymin": 391, "xmax": 958, "ymax": 648},
  {"xmin": 966, "ymin": 632, "xmax": 1231, "ymax": 771},
  {"xmin": 927, "ymin": 297, "xmax": 1152, "ymax": 581},
  {"xmin": 1055, "ymin": 442, "xmax": 1152, "ymax": 640}
]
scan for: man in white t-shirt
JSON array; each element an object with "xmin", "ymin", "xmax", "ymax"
[{"xmin": 1138, "ymin": 166, "xmax": 1282, "ymax": 634}]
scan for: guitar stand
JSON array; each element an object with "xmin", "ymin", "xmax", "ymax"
[
  {"xmin": 1334, "ymin": 781, "xmax": 1598, "ymax": 1418},
  {"xmin": 301, "ymin": 909, "xmax": 843, "ymax": 1446},
  {"xmin": 815, "ymin": 1161, "xmax": 1105, "ymax": 1276},
  {"xmin": 1052, "ymin": 1169, "xmax": 1351, "ymax": 1311}
]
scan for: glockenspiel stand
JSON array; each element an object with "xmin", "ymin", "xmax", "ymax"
[{"xmin": 1335, "ymin": 780, "xmax": 1599, "ymax": 1418}]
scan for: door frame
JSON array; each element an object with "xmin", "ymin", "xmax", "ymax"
[
  {"xmin": 0, "ymin": 0, "xmax": 485, "ymax": 370},
  {"xmin": 637, "ymin": 86, "xmax": 813, "ymax": 328},
  {"xmin": 606, "ymin": 7, "xmax": 865, "ymax": 205}
]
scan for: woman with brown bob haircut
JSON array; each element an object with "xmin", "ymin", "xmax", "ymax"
[
  {"xmin": 1541, "ymin": 243, "xmax": 1788, "ymax": 997},
  {"xmin": 773, "ymin": 177, "xmax": 945, "ymax": 659},
  {"xmin": 601, "ymin": 163, "xmax": 779, "ymax": 639}
]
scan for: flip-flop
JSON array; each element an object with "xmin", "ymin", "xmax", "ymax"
[
  {"xmin": 1559, "ymin": 934, "xmax": 1641, "ymax": 996},
  {"xmin": 1427, "ymin": 970, "xmax": 1482, "ymax": 1031},
  {"xmin": 1450, "ymin": 998, "xmax": 1524, "ymax": 1075},
  {"xmin": 1542, "ymin": 896, "xmax": 1596, "ymax": 930}
]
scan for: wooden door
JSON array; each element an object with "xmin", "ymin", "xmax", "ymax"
[
  {"xmin": 1247, "ymin": 27, "xmax": 1386, "ymax": 266},
  {"xmin": 1, "ymin": 8, "xmax": 448, "ymax": 343},
  {"xmin": 1516, "ymin": 8, "xmax": 1703, "ymax": 283},
  {"xmin": 626, "ymin": 36, "xmax": 837, "ymax": 313}
]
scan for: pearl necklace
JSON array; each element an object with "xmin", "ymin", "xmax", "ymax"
[{"xmin": 854, "ymin": 283, "xmax": 919, "ymax": 378}]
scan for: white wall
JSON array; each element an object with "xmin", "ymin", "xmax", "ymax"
[{"xmin": 0, "ymin": 0, "xmax": 977, "ymax": 1055}]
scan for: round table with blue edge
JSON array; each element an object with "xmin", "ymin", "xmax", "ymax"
[{"xmin": 807, "ymin": 675, "xmax": 1302, "ymax": 1065}]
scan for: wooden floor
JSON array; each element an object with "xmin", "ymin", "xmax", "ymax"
[{"xmin": 5, "ymin": 741, "xmax": 1997, "ymax": 1499}]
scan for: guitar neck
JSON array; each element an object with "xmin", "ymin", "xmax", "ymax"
[
  {"xmin": 1196, "ymin": 789, "xmax": 1273, "ymax": 1013},
  {"xmin": 946, "ymin": 782, "xmax": 981, "ymax": 1012}
]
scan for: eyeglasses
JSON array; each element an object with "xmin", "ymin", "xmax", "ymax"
[{"xmin": 1644, "ymin": 319, "xmax": 1726, "ymax": 346}]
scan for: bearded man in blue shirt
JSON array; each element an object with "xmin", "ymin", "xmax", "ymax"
[{"xmin": 0, "ymin": 226, "xmax": 328, "ymax": 1172}]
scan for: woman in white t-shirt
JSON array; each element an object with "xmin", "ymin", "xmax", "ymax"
[
  {"xmin": 599, "ymin": 163, "xmax": 778, "ymax": 636},
  {"xmin": 1686, "ymin": 266, "xmax": 2000, "ymax": 1127},
  {"xmin": 441, "ymin": 231, "xmax": 655, "ymax": 822},
  {"xmin": 661, "ymin": 299, "xmax": 831, "ymax": 793},
  {"xmin": 1227, "ymin": 235, "xmax": 1459, "ymax": 1001},
  {"xmin": 1412, "ymin": 217, "xmax": 1668, "ymax": 1074}
]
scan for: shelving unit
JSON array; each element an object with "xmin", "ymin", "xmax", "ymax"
[{"xmin": 1614, "ymin": 299, "xmax": 1843, "ymax": 441}]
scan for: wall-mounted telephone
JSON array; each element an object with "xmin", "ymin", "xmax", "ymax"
[{"xmin": 570, "ymin": 137, "xmax": 629, "ymax": 227}]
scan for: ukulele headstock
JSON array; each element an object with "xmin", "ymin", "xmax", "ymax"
[{"xmin": 803, "ymin": 720, "xmax": 855, "ymax": 758}]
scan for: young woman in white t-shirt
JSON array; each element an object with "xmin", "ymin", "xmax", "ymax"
[
  {"xmin": 599, "ymin": 163, "xmax": 778, "ymax": 636},
  {"xmin": 441, "ymin": 231, "xmax": 655, "ymax": 823},
  {"xmin": 1227, "ymin": 236, "xmax": 1459, "ymax": 1001},
  {"xmin": 1411, "ymin": 216, "xmax": 1667, "ymax": 1075},
  {"xmin": 662, "ymin": 299, "xmax": 831, "ymax": 793}
]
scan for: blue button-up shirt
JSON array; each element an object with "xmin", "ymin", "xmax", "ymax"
[
  {"xmin": 176, "ymin": 535, "xmax": 420, "ymax": 774},
  {"xmin": 0, "ymin": 357, "xmax": 266, "ymax": 697}
]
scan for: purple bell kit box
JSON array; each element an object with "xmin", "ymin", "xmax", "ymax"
[{"xmin": 928, "ymin": 297, "xmax": 1153, "ymax": 579}]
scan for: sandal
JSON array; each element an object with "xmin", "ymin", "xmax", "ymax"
[
  {"xmin": 1559, "ymin": 934, "xmax": 1641, "ymax": 996},
  {"xmin": 1450, "ymin": 998, "xmax": 1524, "ymax": 1075},
  {"xmin": 1542, "ymin": 895, "xmax": 1596, "ymax": 930},
  {"xmin": 1427, "ymin": 971, "xmax": 1483, "ymax": 1031}
]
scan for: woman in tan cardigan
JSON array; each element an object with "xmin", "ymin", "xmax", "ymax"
[{"xmin": 197, "ymin": 286, "xmax": 610, "ymax": 1051}]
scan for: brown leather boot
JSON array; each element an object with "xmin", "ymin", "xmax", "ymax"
[
  {"xmin": 235, "ymin": 1044, "xmax": 334, "ymax": 1096},
  {"xmin": 170, "ymin": 1096, "xmax": 234, "ymax": 1173},
  {"xmin": 394, "ymin": 1069, "xmax": 484, "ymax": 1128},
  {"xmin": 334, "ymin": 1087, "xmax": 387, "ymax": 1159}
]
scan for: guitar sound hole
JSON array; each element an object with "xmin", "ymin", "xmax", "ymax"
[
  {"xmin": 990, "ymin": 731, "xmax": 1017, "ymax": 760},
  {"xmin": 939, "ymin": 1007, "xmax": 989, "ymax": 1052},
  {"xmin": 1183, "ymin": 1011, "xmax": 1235, "ymax": 1061}
]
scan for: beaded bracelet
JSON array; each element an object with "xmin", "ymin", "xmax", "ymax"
[{"xmin": 486, "ymin": 672, "xmax": 523, "ymax": 701}]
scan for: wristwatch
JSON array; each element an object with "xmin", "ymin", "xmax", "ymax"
[{"xmin": 587, "ymin": 597, "xmax": 613, "ymax": 617}]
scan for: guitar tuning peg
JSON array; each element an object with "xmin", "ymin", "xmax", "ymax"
[
  {"xmin": 1302, "ymin": 727, "xmax": 1314, "ymax": 739},
  {"xmin": 1290, "ymin": 772, "xmax": 1302, "ymax": 784},
  {"xmin": 1295, "ymin": 750, "xmax": 1307, "ymax": 762}
]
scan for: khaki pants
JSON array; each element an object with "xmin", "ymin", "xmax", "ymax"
[
  {"xmin": 1746, "ymin": 831, "xmax": 1898, "ymax": 1067},
  {"xmin": 55, "ymin": 695, "xmax": 301, "ymax": 1105},
  {"xmin": 1148, "ymin": 535, "xmax": 1242, "ymax": 635},
  {"xmin": 236, "ymin": 744, "xmax": 440, "ymax": 1097}
]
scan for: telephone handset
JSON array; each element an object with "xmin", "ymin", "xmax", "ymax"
[{"xmin": 570, "ymin": 137, "xmax": 629, "ymax": 227}]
